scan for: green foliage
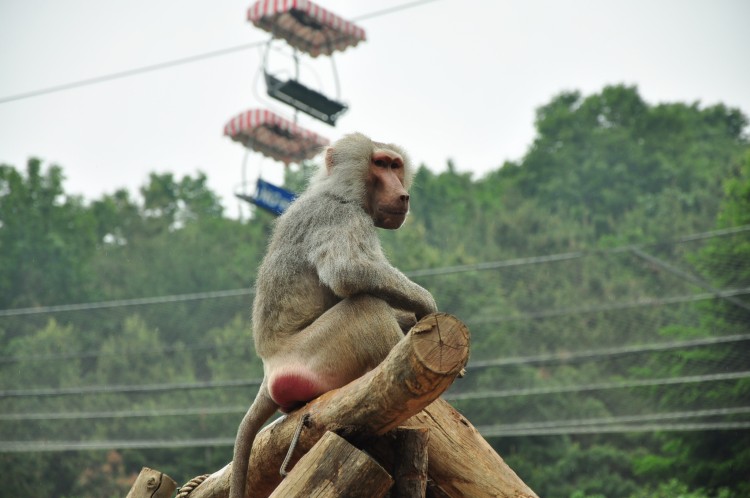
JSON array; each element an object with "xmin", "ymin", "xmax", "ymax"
[
  {"xmin": 502, "ymin": 437, "xmax": 640, "ymax": 498},
  {"xmin": 3, "ymin": 319, "xmax": 82, "ymax": 389},
  {"xmin": 515, "ymin": 85, "xmax": 746, "ymax": 240},
  {"xmin": 1, "ymin": 85, "xmax": 748, "ymax": 497},
  {"xmin": 626, "ymin": 150, "xmax": 750, "ymax": 497},
  {"xmin": 282, "ymin": 159, "xmax": 316, "ymax": 192},
  {"xmin": 0, "ymin": 159, "xmax": 98, "ymax": 310},
  {"xmin": 627, "ymin": 479, "xmax": 735, "ymax": 498}
]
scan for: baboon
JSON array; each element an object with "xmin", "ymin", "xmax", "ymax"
[{"xmin": 230, "ymin": 132, "xmax": 437, "ymax": 498}]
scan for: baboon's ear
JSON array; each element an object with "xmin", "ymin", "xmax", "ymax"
[{"xmin": 325, "ymin": 147, "xmax": 335, "ymax": 175}]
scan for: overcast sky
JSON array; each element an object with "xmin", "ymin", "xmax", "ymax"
[{"xmin": 1, "ymin": 0, "xmax": 748, "ymax": 217}]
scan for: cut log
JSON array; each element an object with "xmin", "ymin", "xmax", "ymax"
[
  {"xmin": 186, "ymin": 312, "xmax": 469, "ymax": 498},
  {"xmin": 361, "ymin": 400, "xmax": 538, "ymax": 497},
  {"xmin": 176, "ymin": 313, "xmax": 537, "ymax": 497},
  {"xmin": 397, "ymin": 398, "xmax": 537, "ymax": 498},
  {"xmin": 426, "ymin": 482, "xmax": 453, "ymax": 498},
  {"xmin": 269, "ymin": 431, "xmax": 392, "ymax": 498},
  {"xmin": 125, "ymin": 467, "xmax": 176, "ymax": 498},
  {"xmin": 390, "ymin": 427, "xmax": 429, "ymax": 498}
]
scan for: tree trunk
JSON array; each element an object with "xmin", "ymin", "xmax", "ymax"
[{"xmin": 268, "ymin": 431, "xmax": 392, "ymax": 498}]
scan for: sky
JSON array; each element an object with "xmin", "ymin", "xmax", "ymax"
[{"xmin": 1, "ymin": 0, "xmax": 749, "ymax": 218}]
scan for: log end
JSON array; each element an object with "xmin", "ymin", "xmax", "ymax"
[
  {"xmin": 411, "ymin": 313, "xmax": 470, "ymax": 376},
  {"xmin": 126, "ymin": 467, "xmax": 177, "ymax": 498}
]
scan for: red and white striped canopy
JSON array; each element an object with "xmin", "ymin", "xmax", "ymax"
[
  {"xmin": 248, "ymin": 0, "xmax": 366, "ymax": 57},
  {"xmin": 224, "ymin": 109, "xmax": 330, "ymax": 165}
]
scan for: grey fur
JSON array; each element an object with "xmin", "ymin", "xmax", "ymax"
[{"xmin": 229, "ymin": 133, "xmax": 436, "ymax": 498}]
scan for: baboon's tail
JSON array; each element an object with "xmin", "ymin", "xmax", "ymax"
[{"xmin": 229, "ymin": 378, "xmax": 278, "ymax": 498}]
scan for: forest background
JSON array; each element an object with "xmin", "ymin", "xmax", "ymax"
[{"xmin": 1, "ymin": 85, "xmax": 748, "ymax": 498}]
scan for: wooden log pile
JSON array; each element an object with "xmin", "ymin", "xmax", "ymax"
[
  {"xmin": 132, "ymin": 313, "xmax": 538, "ymax": 498},
  {"xmin": 126, "ymin": 467, "xmax": 176, "ymax": 498}
]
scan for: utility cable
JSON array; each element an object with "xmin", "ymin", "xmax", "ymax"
[
  {"xmin": 0, "ymin": 318, "xmax": 745, "ymax": 371},
  {"xmin": 0, "ymin": 288, "xmax": 253, "ymax": 317},
  {"xmin": 446, "ymin": 371, "xmax": 750, "ymax": 401},
  {"xmin": 0, "ymin": 0, "xmax": 445, "ymax": 105},
  {"xmin": 0, "ymin": 377, "xmax": 262, "ymax": 399},
  {"xmin": 0, "ymin": 340, "xmax": 246, "ymax": 365},
  {"xmin": 629, "ymin": 247, "xmax": 750, "ymax": 312},
  {"xmin": 351, "ymin": 0, "xmax": 443, "ymax": 21},
  {"xmin": 476, "ymin": 406, "xmax": 750, "ymax": 432},
  {"xmin": 3, "ymin": 369, "xmax": 747, "ymax": 400},
  {"xmin": 1, "ymin": 224, "xmax": 747, "ymax": 318},
  {"xmin": 0, "ymin": 438, "xmax": 237, "ymax": 453},
  {"xmin": 468, "ymin": 333, "xmax": 750, "ymax": 369},
  {"xmin": 4, "ymin": 400, "xmax": 748, "ymax": 424},
  {"xmin": 470, "ymin": 288, "xmax": 750, "ymax": 324},
  {"xmin": 0, "ymin": 42, "xmax": 265, "ymax": 105},
  {"xmin": 0, "ymin": 405, "xmax": 248, "ymax": 421},
  {"xmin": 480, "ymin": 421, "xmax": 750, "ymax": 438},
  {"xmin": 3, "ymin": 420, "xmax": 749, "ymax": 453},
  {"xmin": 1, "ymin": 293, "xmax": 747, "ymax": 366}
]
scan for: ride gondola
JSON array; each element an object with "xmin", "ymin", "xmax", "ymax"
[
  {"xmin": 224, "ymin": 109, "xmax": 329, "ymax": 215},
  {"xmin": 224, "ymin": 1, "xmax": 365, "ymax": 215},
  {"xmin": 248, "ymin": 0, "xmax": 366, "ymax": 126}
]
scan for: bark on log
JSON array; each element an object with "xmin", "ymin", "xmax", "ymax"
[
  {"xmin": 125, "ymin": 467, "xmax": 177, "ymax": 498},
  {"xmin": 187, "ymin": 312, "xmax": 469, "ymax": 498},
  {"xmin": 375, "ymin": 398, "xmax": 538, "ymax": 498},
  {"xmin": 268, "ymin": 431, "xmax": 392, "ymax": 498},
  {"xmin": 390, "ymin": 427, "xmax": 429, "ymax": 498},
  {"xmin": 178, "ymin": 313, "xmax": 537, "ymax": 497},
  {"xmin": 426, "ymin": 482, "xmax": 453, "ymax": 498}
]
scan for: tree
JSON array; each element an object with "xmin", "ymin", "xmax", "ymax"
[
  {"xmin": 631, "ymin": 152, "xmax": 750, "ymax": 496},
  {"xmin": 0, "ymin": 159, "xmax": 97, "ymax": 311},
  {"xmin": 515, "ymin": 85, "xmax": 747, "ymax": 239},
  {"xmin": 3, "ymin": 85, "xmax": 749, "ymax": 498}
]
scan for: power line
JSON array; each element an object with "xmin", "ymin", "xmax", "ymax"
[
  {"xmin": 477, "ymin": 406, "xmax": 750, "ymax": 433},
  {"xmin": 652, "ymin": 224, "xmax": 750, "ymax": 245},
  {"xmin": 3, "ymin": 284, "xmax": 744, "ymax": 327},
  {"xmin": 1, "ymin": 294, "xmax": 747, "ymax": 367},
  {"xmin": 446, "ymin": 371, "xmax": 750, "ymax": 401},
  {"xmin": 629, "ymin": 246, "xmax": 750, "ymax": 312},
  {"xmin": 1, "ymin": 224, "xmax": 747, "ymax": 318},
  {"xmin": 470, "ymin": 288, "xmax": 750, "ymax": 324},
  {"xmin": 0, "ymin": 438, "xmax": 237, "ymax": 453},
  {"xmin": 406, "ymin": 251, "xmax": 585, "ymax": 278},
  {"xmin": 0, "ymin": 340, "xmax": 246, "ymax": 365},
  {"xmin": 0, "ymin": 42, "xmax": 265, "ymax": 105},
  {"xmin": 4, "ymin": 369, "xmax": 747, "ymax": 400},
  {"xmin": 0, "ymin": 288, "xmax": 253, "ymax": 318},
  {"xmin": 2, "ymin": 255, "xmax": 584, "ymax": 317},
  {"xmin": 0, "ymin": 405, "xmax": 247, "ymax": 422},
  {"xmin": 3, "ymin": 419, "xmax": 749, "ymax": 453},
  {"xmin": 5, "ymin": 398, "xmax": 749, "ymax": 424},
  {"xmin": 407, "ymin": 223, "xmax": 750, "ymax": 279},
  {"xmin": 3, "ymin": 290, "xmax": 745, "ymax": 365},
  {"xmin": 0, "ymin": 0, "xmax": 444, "ymax": 105},
  {"xmin": 480, "ymin": 421, "xmax": 750, "ymax": 438},
  {"xmin": 351, "ymin": 0, "xmax": 442, "ymax": 21},
  {"xmin": 0, "ymin": 377, "xmax": 262, "ymax": 399},
  {"xmin": 469, "ymin": 333, "xmax": 750, "ymax": 369}
]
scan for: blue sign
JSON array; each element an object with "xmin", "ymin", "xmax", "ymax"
[{"xmin": 252, "ymin": 179, "xmax": 296, "ymax": 215}]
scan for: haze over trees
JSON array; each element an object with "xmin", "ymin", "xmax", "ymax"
[{"xmin": 1, "ymin": 85, "xmax": 748, "ymax": 497}]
